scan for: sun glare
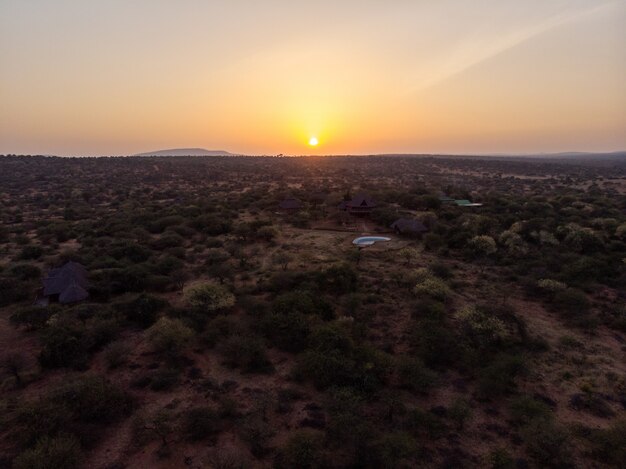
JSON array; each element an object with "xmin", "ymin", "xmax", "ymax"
[{"xmin": 309, "ymin": 137, "xmax": 319, "ymax": 146}]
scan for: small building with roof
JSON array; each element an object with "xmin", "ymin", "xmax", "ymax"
[
  {"xmin": 339, "ymin": 193, "xmax": 377, "ymax": 216},
  {"xmin": 279, "ymin": 197, "xmax": 303, "ymax": 211},
  {"xmin": 391, "ymin": 218, "xmax": 429, "ymax": 236}
]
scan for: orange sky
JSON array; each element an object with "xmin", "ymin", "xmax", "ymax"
[{"xmin": 1, "ymin": 0, "xmax": 625, "ymax": 156}]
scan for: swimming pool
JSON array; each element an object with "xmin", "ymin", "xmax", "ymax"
[{"xmin": 352, "ymin": 236, "xmax": 391, "ymax": 246}]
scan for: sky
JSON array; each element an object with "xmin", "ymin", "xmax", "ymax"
[{"xmin": 1, "ymin": 0, "xmax": 625, "ymax": 156}]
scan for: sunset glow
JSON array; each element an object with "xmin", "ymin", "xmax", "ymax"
[{"xmin": 0, "ymin": 0, "xmax": 625, "ymax": 156}]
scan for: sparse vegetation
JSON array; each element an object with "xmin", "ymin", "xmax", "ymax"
[{"xmin": 0, "ymin": 154, "xmax": 624, "ymax": 467}]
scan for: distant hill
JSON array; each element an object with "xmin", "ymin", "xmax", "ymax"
[{"xmin": 134, "ymin": 148, "xmax": 237, "ymax": 157}]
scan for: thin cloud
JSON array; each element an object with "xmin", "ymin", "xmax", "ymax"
[{"xmin": 411, "ymin": 0, "xmax": 621, "ymax": 92}]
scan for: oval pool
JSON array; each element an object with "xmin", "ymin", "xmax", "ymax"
[{"xmin": 352, "ymin": 236, "xmax": 391, "ymax": 246}]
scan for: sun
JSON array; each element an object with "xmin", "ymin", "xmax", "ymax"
[{"xmin": 308, "ymin": 136, "xmax": 319, "ymax": 146}]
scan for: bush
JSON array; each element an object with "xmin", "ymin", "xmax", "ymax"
[
  {"xmin": 18, "ymin": 245, "xmax": 44, "ymax": 260},
  {"xmin": 423, "ymin": 233, "xmax": 443, "ymax": 251},
  {"xmin": 455, "ymin": 306, "xmax": 508, "ymax": 351},
  {"xmin": 116, "ymin": 293, "xmax": 168, "ymax": 328},
  {"xmin": 149, "ymin": 367, "xmax": 181, "ymax": 391},
  {"xmin": 103, "ymin": 341, "xmax": 131, "ymax": 369},
  {"xmin": 11, "ymin": 305, "xmax": 56, "ymax": 330},
  {"xmin": 488, "ymin": 448, "xmax": 515, "ymax": 469},
  {"xmin": 370, "ymin": 431, "xmax": 419, "ymax": 467},
  {"xmin": 509, "ymin": 396, "xmax": 553, "ymax": 426},
  {"xmin": 316, "ymin": 264, "xmax": 358, "ymax": 295},
  {"xmin": 413, "ymin": 277, "xmax": 451, "ymax": 301},
  {"xmin": 0, "ymin": 277, "xmax": 30, "ymax": 306},
  {"xmin": 13, "ymin": 434, "xmax": 81, "ymax": 469},
  {"xmin": 276, "ymin": 430, "xmax": 324, "ymax": 469},
  {"xmin": 185, "ymin": 283, "xmax": 235, "ymax": 314},
  {"xmin": 448, "ymin": 398, "xmax": 472, "ymax": 430},
  {"xmin": 39, "ymin": 322, "xmax": 88, "ymax": 369},
  {"xmin": 410, "ymin": 311, "xmax": 458, "ymax": 369},
  {"xmin": 182, "ymin": 406, "xmax": 221, "ymax": 441},
  {"xmin": 203, "ymin": 316, "xmax": 241, "ymax": 348},
  {"xmin": 297, "ymin": 331, "xmax": 390, "ymax": 392},
  {"xmin": 147, "ymin": 317, "xmax": 193, "ymax": 355},
  {"xmin": 397, "ymin": 356, "xmax": 437, "ymax": 393},
  {"xmin": 587, "ymin": 419, "xmax": 626, "ymax": 466},
  {"xmin": 9, "ymin": 263, "xmax": 42, "ymax": 280},
  {"xmin": 552, "ymin": 288, "xmax": 591, "ymax": 320},
  {"xmin": 55, "ymin": 375, "xmax": 135, "ymax": 424},
  {"xmin": 522, "ymin": 420, "xmax": 573, "ymax": 468},
  {"xmin": 477, "ymin": 354, "xmax": 526, "ymax": 399},
  {"xmin": 219, "ymin": 335, "xmax": 274, "ymax": 373},
  {"xmin": 262, "ymin": 309, "xmax": 311, "ymax": 352}
]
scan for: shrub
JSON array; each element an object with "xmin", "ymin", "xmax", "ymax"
[
  {"xmin": 410, "ymin": 311, "xmax": 458, "ymax": 369},
  {"xmin": 219, "ymin": 335, "xmax": 274, "ymax": 373},
  {"xmin": 203, "ymin": 316, "xmax": 241, "ymax": 348},
  {"xmin": 182, "ymin": 406, "xmax": 221, "ymax": 441},
  {"xmin": 537, "ymin": 279, "xmax": 567, "ymax": 294},
  {"xmin": 262, "ymin": 309, "xmax": 311, "ymax": 352},
  {"xmin": 370, "ymin": 431, "xmax": 418, "ymax": 467},
  {"xmin": 38, "ymin": 322, "xmax": 87, "ymax": 369},
  {"xmin": 147, "ymin": 317, "xmax": 193, "ymax": 355},
  {"xmin": 413, "ymin": 277, "xmax": 451, "ymax": 301},
  {"xmin": 9, "ymin": 263, "xmax": 41, "ymax": 280},
  {"xmin": 587, "ymin": 419, "xmax": 626, "ymax": 466},
  {"xmin": 0, "ymin": 277, "xmax": 30, "ymax": 306},
  {"xmin": 149, "ymin": 368, "xmax": 181, "ymax": 391},
  {"xmin": 55, "ymin": 375, "xmax": 135, "ymax": 424},
  {"xmin": 522, "ymin": 420, "xmax": 573, "ymax": 468},
  {"xmin": 430, "ymin": 261, "xmax": 453, "ymax": 279},
  {"xmin": 488, "ymin": 448, "xmax": 515, "ymax": 469},
  {"xmin": 276, "ymin": 430, "xmax": 324, "ymax": 469},
  {"xmin": 509, "ymin": 396, "xmax": 553, "ymax": 426},
  {"xmin": 467, "ymin": 235, "xmax": 497, "ymax": 258},
  {"xmin": 18, "ymin": 245, "xmax": 44, "ymax": 260},
  {"xmin": 13, "ymin": 434, "xmax": 81, "ymax": 469},
  {"xmin": 397, "ymin": 356, "xmax": 437, "ymax": 393},
  {"xmin": 423, "ymin": 233, "xmax": 443, "ymax": 251},
  {"xmin": 11, "ymin": 305, "xmax": 56, "ymax": 330},
  {"xmin": 448, "ymin": 398, "xmax": 472, "ymax": 430},
  {"xmin": 185, "ymin": 283, "xmax": 235, "ymax": 314},
  {"xmin": 316, "ymin": 264, "xmax": 358, "ymax": 295},
  {"xmin": 455, "ymin": 306, "xmax": 508, "ymax": 350},
  {"xmin": 477, "ymin": 354, "xmax": 526, "ymax": 399},
  {"xmin": 103, "ymin": 341, "xmax": 131, "ymax": 369},
  {"xmin": 297, "ymin": 335, "xmax": 390, "ymax": 392},
  {"xmin": 116, "ymin": 293, "xmax": 168, "ymax": 328},
  {"xmin": 552, "ymin": 289, "xmax": 591, "ymax": 320},
  {"xmin": 403, "ymin": 408, "xmax": 446, "ymax": 439},
  {"xmin": 238, "ymin": 417, "xmax": 274, "ymax": 457},
  {"xmin": 257, "ymin": 225, "xmax": 278, "ymax": 241}
]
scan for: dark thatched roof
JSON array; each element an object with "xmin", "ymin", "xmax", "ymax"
[
  {"xmin": 59, "ymin": 281, "xmax": 89, "ymax": 304},
  {"xmin": 347, "ymin": 193, "xmax": 377, "ymax": 208},
  {"xmin": 42, "ymin": 261, "xmax": 89, "ymax": 303},
  {"xmin": 391, "ymin": 218, "xmax": 428, "ymax": 234},
  {"xmin": 279, "ymin": 197, "xmax": 302, "ymax": 210}
]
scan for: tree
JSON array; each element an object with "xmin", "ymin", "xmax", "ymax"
[
  {"xmin": 147, "ymin": 317, "xmax": 193, "ymax": 355},
  {"xmin": 272, "ymin": 251, "xmax": 293, "ymax": 271},
  {"xmin": 185, "ymin": 283, "xmax": 235, "ymax": 313},
  {"xmin": 399, "ymin": 247, "xmax": 420, "ymax": 266},
  {"xmin": 2, "ymin": 352, "xmax": 27, "ymax": 387},
  {"xmin": 468, "ymin": 235, "xmax": 497, "ymax": 273}
]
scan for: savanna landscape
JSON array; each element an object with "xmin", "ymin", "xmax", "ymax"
[{"xmin": 0, "ymin": 153, "xmax": 625, "ymax": 468}]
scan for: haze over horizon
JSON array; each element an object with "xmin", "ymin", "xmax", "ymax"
[{"xmin": 1, "ymin": 0, "xmax": 625, "ymax": 157}]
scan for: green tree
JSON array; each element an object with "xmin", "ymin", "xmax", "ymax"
[
  {"xmin": 147, "ymin": 317, "xmax": 193, "ymax": 355},
  {"xmin": 185, "ymin": 283, "xmax": 235, "ymax": 313}
]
